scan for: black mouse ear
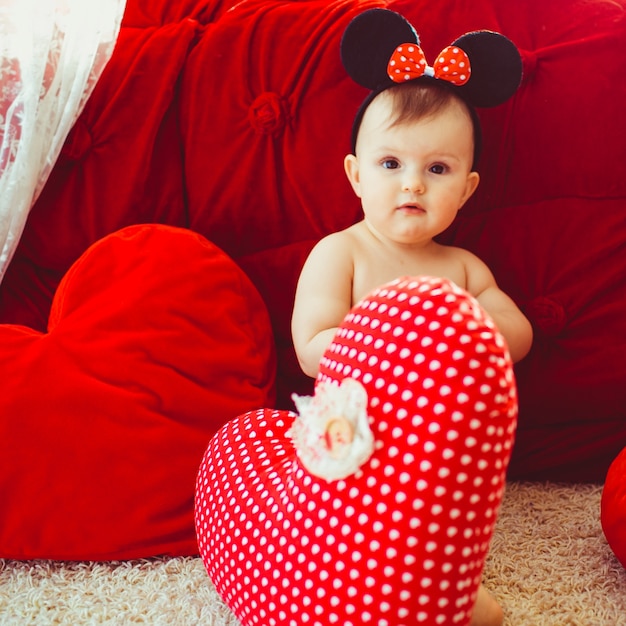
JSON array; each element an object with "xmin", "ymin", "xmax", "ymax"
[
  {"xmin": 453, "ymin": 31, "xmax": 523, "ymax": 107},
  {"xmin": 341, "ymin": 8, "xmax": 419, "ymax": 91}
]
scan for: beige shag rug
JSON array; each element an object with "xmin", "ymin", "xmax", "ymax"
[{"xmin": 1, "ymin": 483, "xmax": 624, "ymax": 625}]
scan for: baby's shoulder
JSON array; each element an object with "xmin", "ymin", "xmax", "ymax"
[
  {"xmin": 442, "ymin": 244, "xmax": 495, "ymax": 293},
  {"xmin": 314, "ymin": 228, "xmax": 353, "ymax": 252},
  {"xmin": 439, "ymin": 243, "xmax": 483, "ymax": 266},
  {"xmin": 306, "ymin": 228, "xmax": 358, "ymax": 269},
  {"xmin": 314, "ymin": 223, "xmax": 363, "ymax": 251}
]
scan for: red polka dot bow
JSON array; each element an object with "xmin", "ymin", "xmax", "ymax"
[{"xmin": 387, "ymin": 43, "xmax": 471, "ymax": 86}]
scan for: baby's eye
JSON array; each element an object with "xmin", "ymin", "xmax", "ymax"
[
  {"xmin": 429, "ymin": 163, "xmax": 447, "ymax": 175},
  {"xmin": 381, "ymin": 158, "xmax": 400, "ymax": 170}
]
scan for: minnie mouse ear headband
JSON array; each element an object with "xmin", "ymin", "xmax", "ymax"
[{"xmin": 341, "ymin": 9, "xmax": 523, "ymax": 155}]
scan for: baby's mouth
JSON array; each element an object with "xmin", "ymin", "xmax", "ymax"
[{"xmin": 397, "ymin": 203, "xmax": 425, "ymax": 213}]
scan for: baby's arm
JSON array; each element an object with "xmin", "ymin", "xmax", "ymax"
[
  {"xmin": 292, "ymin": 234, "xmax": 355, "ymax": 378},
  {"xmin": 465, "ymin": 253, "xmax": 533, "ymax": 363}
]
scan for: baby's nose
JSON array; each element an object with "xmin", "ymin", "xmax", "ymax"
[{"xmin": 402, "ymin": 172, "xmax": 425, "ymax": 194}]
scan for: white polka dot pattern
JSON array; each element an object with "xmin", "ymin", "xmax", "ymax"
[
  {"xmin": 195, "ymin": 276, "xmax": 518, "ymax": 626},
  {"xmin": 387, "ymin": 44, "xmax": 471, "ymax": 86}
]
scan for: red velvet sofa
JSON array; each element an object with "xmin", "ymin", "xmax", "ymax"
[{"xmin": 1, "ymin": 0, "xmax": 625, "ymax": 561}]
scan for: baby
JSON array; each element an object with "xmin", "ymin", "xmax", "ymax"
[
  {"xmin": 292, "ymin": 9, "xmax": 532, "ymax": 624},
  {"xmin": 291, "ymin": 13, "xmax": 533, "ymax": 625},
  {"xmin": 292, "ymin": 79, "xmax": 532, "ymax": 377}
]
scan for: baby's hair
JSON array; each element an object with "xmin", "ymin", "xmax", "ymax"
[{"xmin": 351, "ymin": 78, "xmax": 483, "ymax": 171}]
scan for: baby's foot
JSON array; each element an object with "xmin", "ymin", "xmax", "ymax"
[{"xmin": 470, "ymin": 584, "xmax": 504, "ymax": 626}]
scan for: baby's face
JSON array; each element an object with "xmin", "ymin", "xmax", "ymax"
[{"xmin": 344, "ymin": 92, "xmax": 479, "ymax": 247}]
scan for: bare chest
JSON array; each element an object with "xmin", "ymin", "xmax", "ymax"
[{"xmin": 351, "ymin": 248, "xmax": 467, "ymax": 305}]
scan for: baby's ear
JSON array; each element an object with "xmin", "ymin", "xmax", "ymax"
[
  {"xmin": 462, "ymin": 171, "xmax": 480, "ymax": 206},
  {"xmin": 344, "ymin": 153, "xmax": 362, "ymax": 197}
]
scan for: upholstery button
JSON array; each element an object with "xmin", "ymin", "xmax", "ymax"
[
  {"xmin": 526, "ymin": 296, "xmax": 567, "ymax": 336},
  {"xmin": 248, "ymin": 92, "xmax": 287, "ymax": 135}
]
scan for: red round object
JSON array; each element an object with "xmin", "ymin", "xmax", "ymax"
[{"xmin": 601, "ymin": 447, "xmax": 626, "ymax": 569}]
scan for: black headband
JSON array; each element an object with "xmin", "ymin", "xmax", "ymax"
[{"xmin": 341, "ymin": 9, "xmax": 523, "ymax": 160}]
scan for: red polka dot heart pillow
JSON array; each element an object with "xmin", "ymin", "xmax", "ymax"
[{"xmin": 195, "ymin": 276, "xmax": 518, "ymax": 626}]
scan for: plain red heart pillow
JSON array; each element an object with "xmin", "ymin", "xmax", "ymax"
[
  {"xmin": 0, "ymin": 224, "xmax": 275, "ymax": 560},
  {"xmin": 196, "ymin": 276, "xmax": 517, "ymax": 625}
]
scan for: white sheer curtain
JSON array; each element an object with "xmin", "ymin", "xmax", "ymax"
[{"xmin": 0, "ymin": 0, "xmax": 126, "ymax": 280}]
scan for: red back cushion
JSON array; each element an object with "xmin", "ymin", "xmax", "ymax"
[
  {"xmin": 180, "ymin": 0, "xmax": 626, "ymax": 481},
  {"xmin": 1, "ymin": 0, "xmax": 624, "ymax": 498},
  {"xmin": 0, "ymin": 6, "xmax": 201, "ymax": 330},
  {"xmin": 0, "ymin": 224, "xmax": 275, "ymax": 559}
]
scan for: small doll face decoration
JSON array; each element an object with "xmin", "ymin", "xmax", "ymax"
[
  {"xmin": 324, "ymin": 415, "xmax": 355, "ymax": 458},
  {"xmin": 290, "ymin": 378, "xmax": 375, "ymax": 481}
]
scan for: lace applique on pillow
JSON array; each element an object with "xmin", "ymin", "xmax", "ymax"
[{"xmin": 289, "ymin": 377, "xmax": 375, "ymax": 481}]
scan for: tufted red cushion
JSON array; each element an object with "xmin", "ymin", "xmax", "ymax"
[
  {"xmin": 0, "ymin": 6, "xmax": 203, "ymax": 331},
  {"xmin": 180, "ymin": 0, "xmax": 626, "ymax": 481},
  {"xmin": 0, "ymin": 2, "xmax": 624, "ymax": 560},
  {"xmin": 180, "ymin": 0, "xmax": 365, "ymax": 401},
  {"xmin": 196, "ymin": 277, "xmax": 518, "ymax": 625},
  {"xmin": 0, "ymin": 224, "xmax": 275, "ymax": 560},
  {"xmin": 601, "ymin": 448, "xmax": 626, "ymax": 569}
]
